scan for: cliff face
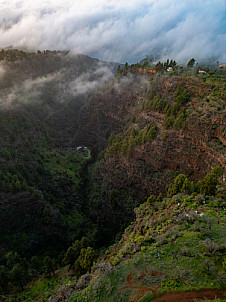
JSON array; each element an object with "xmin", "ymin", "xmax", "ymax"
[
  {"xmin": 75, "ymin": 74, "xmax": 148, "ymax": 150},
  {"xmin": 76, "ymin": 73, "xmax": 225, "ymax": 235},
  {"xmin": 78, "ymin": 73, "xmax": 225, "ymax": 179}
]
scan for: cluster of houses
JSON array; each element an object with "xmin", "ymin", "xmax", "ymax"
[{"xmin": 167, "ymin": 66, "xmax": 206, "ymax": 74}]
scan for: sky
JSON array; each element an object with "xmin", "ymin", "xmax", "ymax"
[{"xmin": 0, "ymin": 0, "xmax": 225, "ymax": 63}]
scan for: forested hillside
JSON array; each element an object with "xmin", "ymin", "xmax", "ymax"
[
  {"xmin": 0, "ymin": 50, "xmax": 225, "ymax": 301},
  {"xmin": 0, "ymin": 49, "xmax": 117, "ymax": 256}
]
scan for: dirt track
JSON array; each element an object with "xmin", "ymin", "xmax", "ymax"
[{"xmin": 151, "ymin": 288, "xmax": 226, "ymax": 302}]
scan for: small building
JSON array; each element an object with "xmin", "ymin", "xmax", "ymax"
[
  {"xmin": 167, "ymin": 67, "xmax": 173, "ymax": 72},
  {"xmin": 199, "ymin": 213, "xmax": 206, "ymax": 218},
  {"xmin": 199, "ymin": 70, "xmax": 206, "ymax": 74}
]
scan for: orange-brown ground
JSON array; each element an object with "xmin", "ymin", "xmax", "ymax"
[
  {"xmin": 119, "ymin": 272, "xmax": 226, "ymax": 302},
  {"xmin": 151, "ymin": 288, "xmax": 226, "ymax": 302}
]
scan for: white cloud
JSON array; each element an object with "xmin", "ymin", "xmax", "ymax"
[
  {"xmin": 69, "ymin": 64, "xmax": 113, "ymax": 95},
  {"xmin": 0, "ymin": 0, "xmax": 225, "ymax": 63},
  {"xmin": 0, "ymin": 61, "xmax": 114, "ymax": 108}
]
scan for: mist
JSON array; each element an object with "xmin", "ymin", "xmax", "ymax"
[
  {"xmin": 69, "ymin": 64, "xmax": 113, "ymax": 95},
  {"xmin": 0, "ymin": 0, "xmax": 225, "ymax": 64},
  {"xmin": 0, "ymin": 58, "xmax": 115, "ymax": 110}
]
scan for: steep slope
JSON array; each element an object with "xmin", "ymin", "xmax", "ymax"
[
  {"xmin": 76, "ymin": 71, "xmax": 225, "ymax": 241},
  {"xmin": 68, "ymin": 192, "xmax": 226, "ymax": 302},
  {"xmin": 0, "ymin": 58, "xmax": 225, "ymax": 301},
  {"xmin": 0, "ymin": 49, "xmax": 117, "ymax": 255},
  {"xmin": 13, "ymin": 181, "xmax": 225, "ymax": 302}
]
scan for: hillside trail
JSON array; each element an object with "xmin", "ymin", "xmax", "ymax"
[
  {"xmin": 195, "ymin": 208, "xmax": 226, "ymax": 225},
  {"xmin": 119, "ymin": 272, "xmax": 226, "ymax": 302},
  {"xmin": 151, "ymin": 288, "xmax": 226, "ymax": 302}
]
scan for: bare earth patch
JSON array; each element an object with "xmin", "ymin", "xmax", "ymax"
[{"xmin": 152, "ymin": 289, "xmax": 226, "ymax": 302}]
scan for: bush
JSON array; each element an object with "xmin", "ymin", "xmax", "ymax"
[
  {"xmin": 78, "ymin": 247, "xmax": 95, "ymax": 273},
  {"xmin": 147, "ymin": 195, "xmax": 156, "ymax": 205},
  {"xmin": 200, "ymin": 259, "xmax": 216, "ymax": 276},
  {"xmin": 202, "ymin": 239, "xmax": 217, "ymax": 256},
  {"xmin": 163, "ymin": 116, "xmax": 174, "ymax": 129},
  {"xmin": 211, "ymin": 166, "xmax": 223, "ymax": 177},
  {"xmin": 173, "ymin": 112, "xmax": 185, "ymax": 129},
  {"xmin": 167, "ymin": 174, "xmax": 189, "ymax": 196},
  {"xmin": 196, "ymin": 173, "xmax": 218, "ymax": 195},
  {"xmin": 63, "ymin": 237, "xmax": 89, "ymax": 269}
]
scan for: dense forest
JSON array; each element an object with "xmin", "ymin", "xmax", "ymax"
[{"xmin": 0, "ymin": 49, "xmax": 225, "ymax": 301}]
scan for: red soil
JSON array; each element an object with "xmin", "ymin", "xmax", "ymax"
[
  {"xmin": 151, "ymin": 289, "xmax": 226, "ymax": 302},
  {"xmin": 122, "ymin": 272, "xmax": 226, "ymax": 302}
]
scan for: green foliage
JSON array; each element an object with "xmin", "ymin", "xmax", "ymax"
[
  {"xmin": 30, "ymin": 256, "xmax": 41, "ymax": 275},
  {"xmin": 167, "ymin": 174, "xmax": 190, "ymax": 196},
  {"xmin": 63, "ymin": 237, "xmax": 91, "ymax": 273},
  {"xmin": 162, "ymin": 278, "xmax": 182, "ymax": 290},
  {"xmin": 147, "ymin": 195, "xmax": 156, "ymax": 205},
  {"xmin": 106, "ymin": 123, "xmax": 157, "ymax": 157},
  {"xmin": 155, "ymin": 59, "xmax": 177, "ymax": 72},
  {"xmin": 5, "ymin": 251, "xmax": 21, "ymax": 268},
  {"xmin": 73, "ymin": 247, "xmax": 95, "ymax": 277},
  {"xmin": 0, "ymin": 52, "xmax": 225, "ymax": 302},
  {"xmin": 63, "ymin": 237, "xmax": 88, "ymax": 269},
  {"xmin": 144, "ymin": 95, "xmax": 169, "ymax": 113},
  {"xmin": 77, "ymin": 247, "xmax": 95, "ymax": 273},
  {"xmin": 157, "ymin": 193, "xmax": 163, "ymax": 202},
  {"xmin": 63, "ymin": 246, "xmax": 80, "ymax": 269},
  {"xmin": 163, "ymin": 116, "xmax": 174, "ymax": 129},
  {"xmin": 211, "ymin": 166, "xmax": 223, "ymax": 177},
  {"xmin": 187, "ymin": 58, "xmax": 196, "ymax": 68},
  {"xmin": 174, "ymin": 84, "xmax": 184, "ymax": 97},
  {"xmin": 175, "ymin": 89, "xmax": 190, "ymax": 106},
  {"xmin": 43, "ymin": 256, "xmax": 56, "ymax": 277},
  {"xmin": 173, "ymin": 112, "xmax": 185, "ymax": 129},
  {"xmin": 167, "ymin": 169, "xmax": 220, "ymax": 198},
  {"xmin": 196, "ymin": 173, "xmax": 218, "ymax": 195},
  {"xmin": 162, "ymin": 84, "xmax": 190, "ymax": 130},
  {"xmin": 10, "ymin": 263, "xmax": 28, "ymax": 290}
]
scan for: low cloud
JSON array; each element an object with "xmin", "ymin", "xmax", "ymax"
[
  {"xmin": 0, "ymin": 73, "xmax": 59, "ymax": 108},
  {"xmin": 69, "ymin": 64, "xmax": 113, "ymax": 95},
  {"xmin": 0, "ymin": 63, "xmax": 114, "ymax": 109},
  {"xmin": 0, "ymin": 0, "xmax": 225, "ymax": 63}
]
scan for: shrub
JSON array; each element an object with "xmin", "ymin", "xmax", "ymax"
[
  {"xmin": 78, "ymin": 247, "xmax": 95, "ymax": 273},
  {"xmin": 147, "ymin": 195, "xmax": 156, "ymax": 205},
  {"xmin": 211, "ymin": 166, "xmax": 223, "ymax": 177},
  {"xmin": 200, "ymin": 259, "xmax": 216, "ymax": 276},
  {"xmin": 167, "ymin": 174, "xmax": 189, "ymax": 196},
  {"xmin": 196, "ymin": 173, "xmax": 218, "ymax": 195},
  {"xmin": 202, "ymin": 239, "xmax": 217, "ymax": 256},
  {"xmin": 63, "ymin": 237, "xmax": 89, "ymax": 269},
  {"xmin": 163, "ymin": 116, "xmax": 174, "ymax": 129},
  {"xmin": 173, "ymin": 112, "xmax": 185, "ymax": 129}
]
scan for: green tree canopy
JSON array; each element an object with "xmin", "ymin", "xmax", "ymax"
[
  {"xmin": 196, "ymin": 173, "xmax": 218, "ymax": 196},
  {"xmin": 10, "ymin": 263, "xmax": 27, "ymax": 290},
  {"xmin": 187, "ymin": 58, "xmax": 195, "ymax": 68}
]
